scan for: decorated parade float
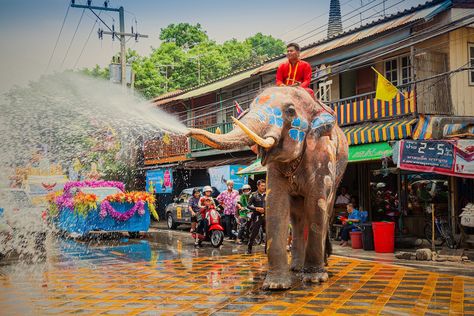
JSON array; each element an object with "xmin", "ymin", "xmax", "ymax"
[{"xmin": 47, "ymin": 180, "xmax": 159, "ymax": 237}]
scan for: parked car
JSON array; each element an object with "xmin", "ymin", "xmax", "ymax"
[
  {"xmin": 165, "ymin": 186, "xmax": 220, "ymax": 229},
  {"xmin": 0, "ymin": 188, "xmax": 47, "ymax": 259}
]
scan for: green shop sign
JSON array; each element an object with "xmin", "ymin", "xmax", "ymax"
[{"xmin": 348, "ymin": 142, "xmax": 393, "ymax": 162}]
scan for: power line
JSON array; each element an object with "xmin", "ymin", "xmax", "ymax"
[
  {"xmin": 170, "ymin": 24, "xmax": 474, "ymax": 123},
  {"xmin": 73, "ymin": 12, "xmax": 102, "ymax": 69},
  {"xmin": 45, "ymin": 3, "xmax": 70, "ymax": 73},
  {"xmin": 295, "ymin": 0, "xmax": 407, "ymax": 45},
  {"xmin": 60, "ymin": 8, "xmax": 86, "ymax": 70}
]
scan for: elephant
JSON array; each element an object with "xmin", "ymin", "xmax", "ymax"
[{"xmin": 187, "ymin": 86, "xmax": 348, "ymax": 290}]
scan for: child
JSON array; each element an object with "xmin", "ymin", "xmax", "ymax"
[{"xmin": 195, "ymin": 196, "xmax": 215, "ymax": 246}]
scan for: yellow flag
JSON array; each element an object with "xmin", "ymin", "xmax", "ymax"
[{"xmin": 372, "ymin": 67, "xmax": 399, "ymax": 102}]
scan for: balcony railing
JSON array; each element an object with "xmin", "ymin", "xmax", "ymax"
[
  {"xmin": 326, "ymin": 89, "xmax": 416, "ymax": 127},
  {"xmin": 190, "ymin": 122, "xmax": 234, "ymax": 152}
]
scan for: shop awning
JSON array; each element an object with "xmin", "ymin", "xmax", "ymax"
[
  {"xmin": 348, "ymin": 142, "xmax": 393, "ymax": 162},
  {"xmin": 237, "ymin": 158, "xmax": 266, "ymax": 175},
  {"xmin": 343, "ymin": 118, "xmax": 417, "ymax": 146},
  {"xmin": 238, "ymin": 142, "xmax": 393, "ymax": 175}
]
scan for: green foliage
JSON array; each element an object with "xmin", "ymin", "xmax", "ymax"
[
  {"xmin": 82, "ymin": 24, "xmax": 286, "ymax": 99},
  {"xmin": 245, "ymin": 33, "xmax": 286, "ymax": 59},
  {"xmin": 159, "ymin": 23, "xmax": 208, "ymax": 49}
]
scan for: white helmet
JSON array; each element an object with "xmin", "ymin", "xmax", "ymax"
[
  {"xmin": 242, "ymin": 184, "xmax": 251, "ymax": 191},
  {"xmin": 203, "ymin": 185, "xmax": 213, "ymax": 193}
]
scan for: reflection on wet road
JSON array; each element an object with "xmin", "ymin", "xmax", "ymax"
[{"xmin": 1, "ymin": 231, "xmax": 474, "ymax": 315}]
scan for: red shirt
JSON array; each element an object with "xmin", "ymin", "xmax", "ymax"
[{"xmin": 276, "ymin": 60, "xmax": 312, "ymax": 89}]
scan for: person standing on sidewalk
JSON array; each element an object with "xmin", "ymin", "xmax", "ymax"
[
  {"xmin": 247, "ymin": 180, "xmax": 266, "ymax": 254},
  {"xmin": 216, "ymin": 180, "xmax": 239, "ymax": 240}
]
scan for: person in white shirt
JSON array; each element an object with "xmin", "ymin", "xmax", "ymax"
[{"xmin": 335, "ymin": 186, "xmax": 351, "ymax": 206}]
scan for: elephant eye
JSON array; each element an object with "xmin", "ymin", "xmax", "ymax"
[{"xmin": 285, "ymin": 105, "xmax": 296, "ymax": 116}]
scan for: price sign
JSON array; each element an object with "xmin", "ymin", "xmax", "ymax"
[{"xmin": 400, "ymin": 140, "xmax": 454, "ymax": 170}]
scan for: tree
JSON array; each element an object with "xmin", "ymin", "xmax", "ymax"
[
  {"xmin": 245, "ymin": 33, "xmax": 286, "ymax": 60},
  {"xmin": 159, "ymin": 23, "xmax": 208, "ymax": 49},
  {"xmin": 220, "ymin": 39, "xmax": 256, "ymax": 72}
]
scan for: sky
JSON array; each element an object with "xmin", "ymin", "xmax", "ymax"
[{"xmin": 0, "ymin": 0, "xmax": 427, "ymax": 93}]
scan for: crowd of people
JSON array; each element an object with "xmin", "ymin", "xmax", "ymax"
[{"xmin": 188, "ymin": 179, "xmax": 267, "ymax": 254}]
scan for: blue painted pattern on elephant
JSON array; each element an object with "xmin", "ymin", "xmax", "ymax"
[
  {"xmin": 311, "ymin": 113, "xmax": 335, "ymax": 130},
  {"xmin": 253, "ymin": 105, "xmax": 284, "ymax": 127},
  {"xmin": 289, "ymin": 117, "xmax": 309, "ymax": 142}
]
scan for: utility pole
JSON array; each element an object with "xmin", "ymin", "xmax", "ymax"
[
  {"xmin": 156, "ymin": 64, "xmax": 174, "ymax": 91},
  {"xmin": 70, "ymin": 0, "xmax": 148, "ymax": 87},
  {"xmin": 189, "ymin": 54, "xmax": 204, "ymax": 85}
]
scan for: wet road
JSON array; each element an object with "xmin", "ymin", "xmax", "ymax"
[{"xmin": 1, "ymin": 229, "xmax": 474, "ymax": 315}]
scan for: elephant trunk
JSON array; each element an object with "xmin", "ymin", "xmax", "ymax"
[{"xmin": 187, "ymin": 125, "xmax": 255, "ymax": 150}]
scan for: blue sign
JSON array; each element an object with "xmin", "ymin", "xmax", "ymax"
[
  {"xmin": 400, "ymin": 140, "xmax": 454, "ymax": 170},
  {"xmin": 209, "ymin": 165, "xmax": 248, "ymax": 192},
  {"xmin": 146, "ymin": 168, "xmax": 173, "ymax": 194}
]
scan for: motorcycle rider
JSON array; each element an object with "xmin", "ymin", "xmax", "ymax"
[
  {"xmin": 188, "ymin": 188, "xmax": 201, "ymax": 233},
  {"xmin": 236, "ymin": 184, "xmax": 252, "ymax": 244},
  {"xmin": 195, "ymin": 196, "xmax": 216, "ymax": 247},
  {"xmin": 199, "ymin": 186, "xmax": 216, "ymax": 208}
]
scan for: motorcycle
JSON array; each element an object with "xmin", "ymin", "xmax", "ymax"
[{"xmin": 192, "ymin": 209, "xmax": 224, "ymax": 248}]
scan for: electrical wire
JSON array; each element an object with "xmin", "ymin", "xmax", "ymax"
[
  {"xmin": 45, "ymin": 2, "xmax": 70, "ymax": 73},
  {"xmin": 60, "ymin": 8, "xmax": 86, "ymax": 70},
  {"xmin": 295, "ymin": 0, "xmax": 408, "ymax": 45},
  {"xmin": 173, "ymin": 27, "xmax": 474, "ymax": 125},
  {"xmin": 73, "ymin": 12, "xmax": 102, "ymax": 69}
]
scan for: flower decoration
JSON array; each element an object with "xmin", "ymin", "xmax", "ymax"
[
  {"xmin": 100, "ymin": 200, "xmax": 145, "ymax": 221},
  {"xmin": 73, "ymin": 191, "xmax": 99, "ymax": 217},
  {"xmin": 289, "ymin": 117, "xmax": 309, "ymax": 142},
  {"xmin": 63, "ymin": 181, "xmax": 125, "ymax": 194}
]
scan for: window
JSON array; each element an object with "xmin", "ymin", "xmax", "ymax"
[
  {"xmin": 384, "ymin": 55, "xmax": 412, "ymax": 86},
  {"xmin": 469, "ymin": 43, "xmax": 474, "ymax": 85},
  {"xmin": 318, "ymin": 80, "xmax": 332, "ymax": 102}
]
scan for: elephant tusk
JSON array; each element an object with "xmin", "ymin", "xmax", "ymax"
[{"xmin": 231, "ymin": 117, "xmax": 275, "ymax": 149}]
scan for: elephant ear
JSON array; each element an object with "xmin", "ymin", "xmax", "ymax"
[{"xmin": 309, "ymin": 111, "xmax": 336, "ymax": 138}]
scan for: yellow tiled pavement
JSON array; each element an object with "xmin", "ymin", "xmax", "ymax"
[{"xmin": 1, "ymin": 253, "xmax": 474, "ymax": 315}]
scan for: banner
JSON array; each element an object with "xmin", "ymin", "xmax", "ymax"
[
  {"xmin": 209, "ymin": 165, "xmax": 248, "ymax": 192},
  {"xmin": 398, "ymin": 140, "xmax": 474, "ymax": 178},
  {"xmin": 145, "ymin": 168, "xmax": 173, "ymax": 194}
]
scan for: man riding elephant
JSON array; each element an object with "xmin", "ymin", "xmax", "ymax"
[
  {"xmin": 187, "ymin": 86, "xmax": 348, "ymax": 290},
  {"xmin": 276, "ymin": 43, "xmax": 314, "ymax": 98}
]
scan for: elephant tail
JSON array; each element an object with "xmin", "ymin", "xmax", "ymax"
[{"xmin": 325, "ymin": 234, "xmax": 332, "ymax": 262}]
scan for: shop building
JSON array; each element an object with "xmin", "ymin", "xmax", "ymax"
[{"xmin": 143, "ymin": 0, "xmax": 474, "ymax": 242}]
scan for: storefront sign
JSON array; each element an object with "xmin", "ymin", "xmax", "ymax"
[
  {"xmin": 145, "ymin": 168, "xmax": 173, "ymax": 194},
  {"xmin": 348, "ymin": 142, "xmax": 393, "ymax": 162},
  {"xmin": 209, "ymin": 165, "xmax": 248, "ymax": 192},
  {"xmin": 398, "ymin": 140, "xmax": 474, "ymax": 178}
]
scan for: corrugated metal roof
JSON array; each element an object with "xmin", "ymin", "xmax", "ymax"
[
  {"xmin": 252, "ymin": 0, "xmax": 449, "ymax": 75},
  {"xmin": 174, "ymin": 69, "xmax": 255, "ymax": 101}
]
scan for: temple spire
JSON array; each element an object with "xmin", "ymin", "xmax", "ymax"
[{"xmin": 328, "ymin": 0, "xmax": 343, "ymax": 38}]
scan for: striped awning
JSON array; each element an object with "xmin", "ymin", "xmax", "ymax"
[{"xmin": 343, "ymin": 118, "xmax": 417, "ymax": 146}]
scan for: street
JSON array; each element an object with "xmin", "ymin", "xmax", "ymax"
[{"xmin": 1, "ymin": 226, "xmax": 474, "ymax": 315}]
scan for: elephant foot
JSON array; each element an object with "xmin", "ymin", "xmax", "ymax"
[
  {"xmin": 290, "ymin": 260, "xmax": 304, "ymax": 272},
  {"xmin": 302, "ymin": 267, "xmax": 329, "ymax": 283},
  {"xmin": 262, "ymin": 272, "xmax": 292, "ymax": 290}
]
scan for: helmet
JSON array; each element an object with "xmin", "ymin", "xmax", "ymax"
[
  {"xmin": 203, "ymin": 186, "xmax": 213, "ymax": 193},
  {"xmin": 242, "ymin": 184, "xmax": 251, "ymax": 191}
]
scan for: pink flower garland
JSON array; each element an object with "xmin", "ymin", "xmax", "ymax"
[
  {"xmin": 63, "ymin": 181, "xmax": 125, "ymax": 194},
  {"xmin": 99, "ymin": 200, "xmax": 145, "ymax": 221}
]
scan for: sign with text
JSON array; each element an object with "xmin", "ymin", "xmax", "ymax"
[
  {"xmin": 398, "ymin": 140, "xmax": 474, "ymax": 178},
  {"xmin": 145, "ymin": 168, "xmax": 173, "ymax": 194}
]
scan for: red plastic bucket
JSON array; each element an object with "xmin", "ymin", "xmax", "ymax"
[
  {"xmin": 350, "ymin": 231, "xmax": 363, "ymax": 249},
  {"xmin": 372, "ymin": 222, "xmax": 395, "ymax": 253}
]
